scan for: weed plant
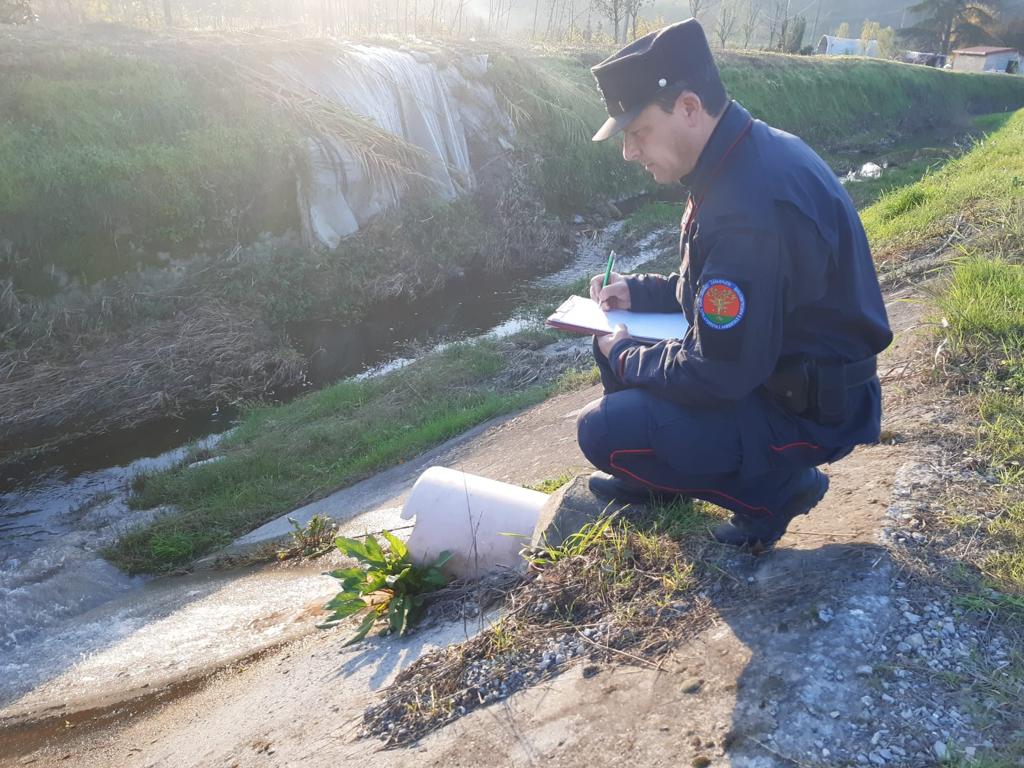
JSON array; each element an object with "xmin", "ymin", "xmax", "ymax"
[
  {"xmin": 276, "ymin": 514, "xmax": 338, "ymax": 561},
  {"xmin": 323, "ymin": 532, "xmax": 451, "ymax": 645}
]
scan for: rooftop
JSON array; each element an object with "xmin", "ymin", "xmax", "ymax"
[{"xmin": 953, "ymin": 46, "xmax": 1018, "ymax": 55}]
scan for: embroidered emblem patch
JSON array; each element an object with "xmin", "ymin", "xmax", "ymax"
[{"xmin": 699, "ymin": 279, "xmax": 745, "ymax": 330}]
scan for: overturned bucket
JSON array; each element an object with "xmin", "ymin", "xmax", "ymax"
[{"xmin": 400, "ymin": 466, "xmax": 547, "ymax": 580}]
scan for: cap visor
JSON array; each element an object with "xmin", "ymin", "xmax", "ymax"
[{"xmin": 591, "ymin": 107, "xmax": 642, "ymax": 142}]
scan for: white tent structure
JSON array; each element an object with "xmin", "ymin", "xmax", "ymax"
[{"xmin": 817, "ymin": 36, "xmax": 880, "ymax": 57}]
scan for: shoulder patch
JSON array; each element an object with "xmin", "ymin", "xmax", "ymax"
[{"xmin": 698, "ymin": 279, "xmax": 745, "ymax": 330}]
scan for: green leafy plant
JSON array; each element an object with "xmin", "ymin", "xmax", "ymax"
[
  {"xmin": 321, "ymin": 531, "xmax": 452, "ymax": 646},
  {"xmin": 277, "ymin": 514, "xmax": 338, "ymax": 561}
]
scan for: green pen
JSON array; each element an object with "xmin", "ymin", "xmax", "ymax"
[{"xmin": 602, "ymin": 250, "xmax": 617, "ymax": 289}]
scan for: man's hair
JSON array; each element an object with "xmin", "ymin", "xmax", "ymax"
[{"xmin": 652, "ymin": 77, "xmax": 728, "ymax": 117}]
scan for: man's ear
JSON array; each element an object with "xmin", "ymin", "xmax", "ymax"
[{"xmin": 674, "ymin": 91, "xmax": 704, "ymax": 125}]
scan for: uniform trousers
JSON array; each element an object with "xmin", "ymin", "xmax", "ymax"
[{"xmin": 577, "ymin": 342, "xmax": 851, "ymax": 519}]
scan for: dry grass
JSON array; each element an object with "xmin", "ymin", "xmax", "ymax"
[
  {"xmin": 0, "ymin": 301, "xmax": 304, "ymax": 460},
  {"xmin": 359, "ymin": 500, "xmax": 727, "ymax": 747}
]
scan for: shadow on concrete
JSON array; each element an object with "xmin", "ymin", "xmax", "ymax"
[{"xmin": 714, "ymin": 542, "xmax": 897, "ymax": 766}]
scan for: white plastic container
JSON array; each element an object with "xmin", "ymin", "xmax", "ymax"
[{"xmin": 400, "ymin": 466, "xmax": 548, "ymax": 580}]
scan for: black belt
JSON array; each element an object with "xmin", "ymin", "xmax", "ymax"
[{"xmin": 764, "ymin": 355, "xmax": 877, "ymax": 425}]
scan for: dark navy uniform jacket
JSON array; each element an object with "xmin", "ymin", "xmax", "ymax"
[{"xmin": 608, "ymin": 101, "xmax": 893, "ymax": 468}]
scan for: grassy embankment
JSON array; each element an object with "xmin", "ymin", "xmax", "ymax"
[
  {"xmin": 0, "ymin": 31, "xmax": 641, "ymax": 459},
  {"xmin": 861, "ymin": 109, "xmax": 1024, "ymax": 612},
  {"xmin": 111, "ymin": 57, "xmax": 1024, "ymax": 573}
]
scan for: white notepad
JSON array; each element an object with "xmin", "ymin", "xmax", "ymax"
[{"xmin": 546, "ymin": 295, "xmax": 688, "ymax": 343}]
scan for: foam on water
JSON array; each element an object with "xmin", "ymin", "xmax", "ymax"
[{"xmin": 0, "ymin": 432, "xmax": 225, "ymax": 697}]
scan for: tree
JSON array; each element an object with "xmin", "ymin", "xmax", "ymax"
[
  {"xmin": 901, "ymin": 0, "xmax": 1002, "ymax": 56},
  {"xmin": 593, "ymin": 0, "xmax": 627, "ymax": 41},
  {"xmin": 739, "ymin": 0, "xmax": 761, "ymax": 49},
  {"xmin": 0, "ymin": 0, "xmax": 34, "ymax": 22},
  {"xmin": 715, "ymin": 0, "xmax": 739, "ymax": 48},
  {"xmin": 688, "ymin": 0, "xmax": 715, "ymax": 22},
  {"xmin": 835, "ymin": 21, "xmax": 850, "ymax": 38},
  {"xmin": 623, "ymin": 0, "xmax": 652, "ymax": 41},
  {"xmin": 861, "ymin": 19, "xmax": 899, "ymax": 58},
  {"xmin": 784, "ymin": 14, "xmax": 806, "ymax": 52}
]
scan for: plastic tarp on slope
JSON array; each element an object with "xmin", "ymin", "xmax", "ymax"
[{"xmin": 271, "ymin": 44, "xmax": 512, "ymax": 250}]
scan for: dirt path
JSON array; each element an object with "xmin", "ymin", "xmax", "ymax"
[{"xmin": 8, "ymin": 283, "xmax": 1011, "ymax": 768}]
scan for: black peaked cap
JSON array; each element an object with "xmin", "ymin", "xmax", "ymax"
[{"xmin": 590, "ymin": 18, "xmax": 723, "ymax": 141}]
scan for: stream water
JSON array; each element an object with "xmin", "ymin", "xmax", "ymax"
[{"xmin": 0, "ymin": 219, "xmax": 671, "ymax": 703}]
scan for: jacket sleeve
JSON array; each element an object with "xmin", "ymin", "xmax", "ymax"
[
  {"xmin": 608, "ymin": 226, "xmax": 789, "ymax": 406},
  {"xmin": 624, "ymin": 273, "xmax": 681, "ymax": 313}
]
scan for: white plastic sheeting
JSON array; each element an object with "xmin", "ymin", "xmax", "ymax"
[
  {"xmin": 816, "ymin": 36, "xmax": 880, "ymax": 58},
  {"xmin": 270, "ymin": 44, "xmax": 512, "ymax": 250}
]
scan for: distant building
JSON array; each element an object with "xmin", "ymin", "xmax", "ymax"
[
  {"xmin": 816, "ymin": 36, "xmax": 880, "ymax": 58},
  {"xmin": 951, "ymin": 46, "xmax": 1020, "ymax": 74}
]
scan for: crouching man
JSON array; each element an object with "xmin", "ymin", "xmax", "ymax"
[{"xmin": 577, "ymin": 19, "xmax": 893, "ymax": 548}]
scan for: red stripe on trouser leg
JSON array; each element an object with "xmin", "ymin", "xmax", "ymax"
[
  {"xmin": 608, "ymin": 448, "xmax": 773, "ymax": 517},
  {"xmin": 770, "ymin": 442, "xmax": 820, "ymax": 453}
]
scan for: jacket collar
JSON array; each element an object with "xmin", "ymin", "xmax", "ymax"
[{"xmin": 680, "ymin": 100, "xmax": 752, "ymax": 199}]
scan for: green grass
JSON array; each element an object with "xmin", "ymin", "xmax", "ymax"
[
  {"xmin": 844, "ymin": 152, "xmax": 953, "ymax": 210},
  {"xmin": 528, "ymin": 474, "xmax": 574, "ymax": 494},
  {"xmin": 939, "ymin": 254, "xmax": 1024, "ymax": 600},
  {"xmin": 111, "ymin": 340, "xmax": 544, "ymax": 572},
  {"xmin": 720, "ymin": 53, "xmax": 1024, "ymax": 153},
  {"xmin": 924, "ymin": 173, "xmax": 1024, "ymax": 605},
  {"xmin": 0, "ymin": 47, "xmax": 297, "ymax": 286},
  {"xmin": 622, "ymin": 201, "xmax": 684, "ymax": 237},
  {"xmin": 974, "ymin": 112, "xmax": 1015, "ymax": 134},
  {"xmin": 487, "ymin": 52, "xmax": 647, "ymax": 215},
  {"xmin": 861, "ymin": 110, "xmax": 1024, "ymax": 256},
  {"xmin": 109, "ymin": 331, "xmax": 603, "ymax": 573}
]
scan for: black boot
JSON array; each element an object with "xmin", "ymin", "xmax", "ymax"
[
  {"xmin": 588, "ymin": 471, "xmax": 683, "ymax": 506},
  {"xmin": 712, "ymin": 468, "xmax": 829, "ymax": 549}
]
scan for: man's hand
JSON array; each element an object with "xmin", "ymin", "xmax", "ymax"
[
  {"xmin": 597, "ymin": 323, "xmax": 631, "ymax": 358},
  {"xmin": 590, "ymin": 271, "xmax": 631, "ymax": 310}
]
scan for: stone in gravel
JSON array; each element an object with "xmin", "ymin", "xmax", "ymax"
[
  {"xmin": 903, "ymin": 611, "xmax": 921, "ymax": 623},
  {"xmin": 933, "ymin": 741, "xmax": 948, "ymax": 760},
  {"xmin": 531, "ymin": 476, "xmax": 609, "ymax": 549},
  {"xmin": 897, "ymin": 642, "xmax": 911, "ymax": 654},
  {"xmin": 830, "ymin": 711, "xmax": 840, "ymax": 718},
  {"xmin": 681, "ymin": 677, "xmax": 704, "ymax": 694},
  {"xmin": 868, "ymin": 752, "xmax": 886, "ymax": 766},
  {"xmin": 906, "ymin": 632, "xmax": 925, "ymax": 649},
  {"xmin": 856, "ymin": 665, "xmax": 874, "ymax": 676}
]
